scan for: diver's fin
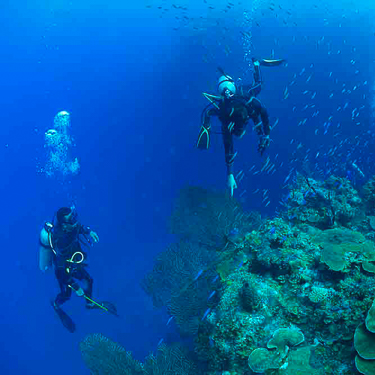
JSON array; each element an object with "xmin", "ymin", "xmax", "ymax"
[
  {"xmin": 197, "ymin": 124, "xmax": 211, "ymax": 150},
  {"xmin": 259, "ymin": 58, "xmax": 286, "ymax": 67},
  {"xmin": 51, "ymin": 302, "xmax": 76, "ymax": 333},
  {"xmin": 101, "ymin": 301, "xmax": 119, "ymax": 317},
  {"xmin": 86, "ymin": 300, "xmax": 119, "ymax": 317}
]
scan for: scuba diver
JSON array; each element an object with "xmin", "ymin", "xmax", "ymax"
[
  {"xmin": 197, "ymin": 58, "xmax": 285, "ymax": 196},
  {"xmin": 39, "ymin": 206, "xmax": 117, "ymax": 333}
]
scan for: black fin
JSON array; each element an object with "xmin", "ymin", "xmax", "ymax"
[
  {"xmin": 196, "ymin": 125, "xmax": 211, "ymax": 150},
  {"xmin": 101, "ymin": 301, "xmax": 119, "ymax": 317},
  {"xmin": 259, "ymin": 59, "xmax": 286, "ymax": 67},
  {"xmin": 52, "ymin": 302, "xmax": 76, "ymax": 333}
]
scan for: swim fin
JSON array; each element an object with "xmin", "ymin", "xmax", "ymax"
[
  {"xmin": 196, "ymin": 124, "xmax": 211, "ymax": 150},
  {"xmin": 86, "ymin": 300, "xmax": 119, "ymax": 317},
  {"xmin": 259, "ymin": 58, "xmax": 286, "ymax": 67},
  {"xmin": 51, "ymin": 302, "xmax": 76, "ymax": 333},
  {"xmin": 101, "ymin": 301, "xmax": 119, "ymax": 317}
]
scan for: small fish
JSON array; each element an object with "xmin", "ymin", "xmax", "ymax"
[
  {"xmin": 211, "ymin": 275, "xmax": 219, "ymax": 283},
  {"xmin": 207, "ymin": 291, "xmax": 216, "ymax": 300},
  {"xmin": 236, "ymin": 259, "xmax": 244, "ymax": 269},
  {"xmin": 194, "ymin": 270, "xmax": 203, "ymax": 281},
  {"xmin": 269, "ymin": 226, "xmax": 276, "ymax": 234},
  {"xmin": 202, "ymin": 308, "xmax": 211, "ymax": 321},
  {"xmin": 157, "ymin": 338, "xmax": 164, "ymax": 346},
  {"xmin": 272, "ymin": 118, "xmax": 279, "ymax": 129},
  {"xmin": 284, "ymin": 175, "xmax": 291, "ymax": 183},
  {"xmin": 166, "ymin": 316, "xmax": 174, "ymax": 326}
]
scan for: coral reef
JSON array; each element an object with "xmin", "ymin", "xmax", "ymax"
[
  {"xmin": 81, "ymin": 176, "xmax": 375, "ymax": 374},
  {"xmin": 169, "ymin": 186, "xmax": 261, "ymax": 247},
  {"xmin": 80, "ymin": 333, "xmax": 144, "ymax": 375},
  {"xmin": 80, "ymin": 334, "xmax": 198, "ymax": 375}
]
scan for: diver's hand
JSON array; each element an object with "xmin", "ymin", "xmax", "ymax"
[
  {"xmin": 75, "ymin": 287, "xmax": 85, "ymax": 297},
  {"xmin": 89, "ymin": 231, "xmax": 99, "ymax": 243},
  {"xmin": 258, "ymin": 135, "xmax": 271, "ymax": 156},
  {"xmin": 227, "ymin": 174, "xmax": 237, "ymax": 197}
]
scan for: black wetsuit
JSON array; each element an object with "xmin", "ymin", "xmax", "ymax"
[
  {"xmin": 203, "ymin": 65, "xmax": 270, "ymax": 175},
  {"xmin": 52, "ymin": 223, "xmax": 93, "ymax": 306}
]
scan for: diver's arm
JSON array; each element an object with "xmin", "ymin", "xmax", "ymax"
[
  {"xmin": 248, "ymin": 98, "xmax": 270, "ymax": 136},
  {"xmin": 203, "ymin": 107, "xmax": 218, "ymax": 126},
  {"xmin": 80, "ymin": 224, "xmax": 100, "ymax": 243},
  {"xmin": 80, "ymin": 224, "xmax": 91, "ymax": 235}
]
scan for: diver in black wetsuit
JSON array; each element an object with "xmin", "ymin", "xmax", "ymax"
[
  {"xmin": 39, "ymin": 207, "xmax": 116, "ymax": 332},
  {"xmin": 197, "ymin": 58, "xmax": 285, "ymax": 196}
]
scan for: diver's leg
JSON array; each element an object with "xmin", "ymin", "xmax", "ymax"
[
  {"xmin": 54, "ymin": 267, "xmax": 72, "ymax": 307},
  {"xmin": 73, "ymin": 267, "xmax": 93, "ymax": 300},
  {"xmin": 252, "ymin": 59, "xmax": 262, "ymax": 85}
]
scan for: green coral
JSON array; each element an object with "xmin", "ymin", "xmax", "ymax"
[
  {"xmin": 312, "ymin": 228, "xmax": 375, "ymax": 271},
  {"xmin": 247, "ymin": 348, "xmax": 282, "ymax": 372},
  {"xmin": 363, "ymin": 261, "xmax": 375, "ymax": 273},
  {"xmin": 267, "ymin": 327, "xmax": 305, "ymax": 358},
  {"xmin": 355, "ymin": 355, "xmax": 375, "ymax": 375},
  {"xmin": 355, "ymin": 324, "xmax": 375, "ymax": 360},
  {"xmin": 279, "ymin": 346, "xmax": 323, "ymax": 375},
  {"xmin": 309, "ymin": 286, "xmax": 332, "ymax": 303},
  {"xmin": 367, "ymin": 301, "xmax": 375, "ymax": 333}
]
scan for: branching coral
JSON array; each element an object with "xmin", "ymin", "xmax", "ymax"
[
  {"xmin": 80, "ymin": 333, "xmax": 144, "ymax": 375},
  {"xmin": 143, "ymin": 344, "xmax": 197, "ymax": 375},
  {"xmin": 80, "ymin": 335, "xmax": 198, "ymax": 375},
  {"xmin": 169, "ymin": 186, "xmax": 260, "ymax": 247},
  {"xmin": 141, "ymin": 240, "xmax": 217, "ymax": 308}
]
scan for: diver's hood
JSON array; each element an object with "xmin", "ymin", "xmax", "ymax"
[{"xmin": 217, "ymin": 75, "xmax": 236, "ymax": 95}]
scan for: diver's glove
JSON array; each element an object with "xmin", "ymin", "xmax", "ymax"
[
  {"xmin": 258, "ymin": 135, "xmax": 271, "ymax": 156},
  {"xmin": 227, "ymin": 174, "xmax": 237, "ymax": 197},
  {"xmin": 89, "ymin": 231, "xmax": 99, "ymax": 244}
]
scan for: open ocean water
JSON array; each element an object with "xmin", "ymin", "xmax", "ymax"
[{"xmin": 0, "ymin": 0, "xmax": 374, "ymax": 374}]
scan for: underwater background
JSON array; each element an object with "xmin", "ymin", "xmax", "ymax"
[{"xmin": 1, "ymin": 0, "xmax": 375, "ymax": 374}]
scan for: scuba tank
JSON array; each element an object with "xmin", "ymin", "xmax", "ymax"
[{"xmin": 39, "ymin": 222, "xmax": 54, "ymax": 272}]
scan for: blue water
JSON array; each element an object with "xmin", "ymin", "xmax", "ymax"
[{"xmin": 0, "ymin": 1, "xmax": 374, "ymax": 373}]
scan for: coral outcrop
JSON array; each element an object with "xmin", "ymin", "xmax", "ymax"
[{"xmin": 81, "ymin": 176, "xmax": 375, "ymax": 375}]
